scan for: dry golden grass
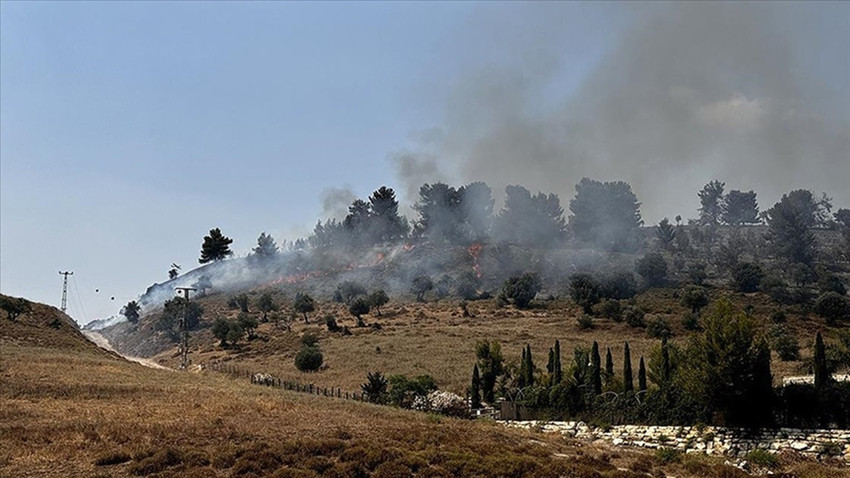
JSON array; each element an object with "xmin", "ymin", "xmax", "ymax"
[{"xmin": 162, "ymin": 288, "xmax": 829, "ymax": 395}]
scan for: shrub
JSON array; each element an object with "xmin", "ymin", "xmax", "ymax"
[
  {"xmin": 597, "ymin": 299, "xmax": 622, "ymax": 321},
  {"xmin": 814, "ymin": 292, "xmax": 849, "ymax": 325},
  {"xmin": 636, "ymin": 253, "xmax": 667, "ymax": 286},
  {"xmin": 499, "ymin": 273, "xmax": 542, "ymax": 309},
  {"xmin": 600, "ymin": 271, "xmax": 638, "ymax": 300},
  {"xmin": 456, "ymin": 272, "xmax": 481, "ymax": 300},
  {"xmin": 570, "ymin": 273, "xmax": 601, "ymax": 314},
  {"xmin": 682, "ymin": 311, "xmax": 700, "ymax": 331},
  {"xmin": 576, "ymin": 315, "xmax": 594, "ymax": 330},
  {"xmin": 624, "ymin": 307, "xmax": 646, "ymax": 328},
  {"xmin": 367, "ymin": 290, "xmax": 389, "ymax": 316},
  {"xmin": 325, "ymin": 315, "xmax": 340, "ymax": 332},
  {"xmin": 647, "ymin": 317, "xmax": 672, "ymax": 339},
  {"xmin": 820, "ymin": 441, "xmax": 843, "ymax": 457},
  {"xmin": 768, "ymin": 325, "xmax": 800, "ymax": 361},
  {"xmin": 654, "ymin": 447, "xmax": 681, "ymax": 464},
  {"xmin": 411, "ymin": 275, "xmax": 434, "ymax": 302},
  {"xmin": 301, "ymin": 333, "xmax": 319, "ymax": 347},
  {"xmin": 335, "ymin": 281, "xmax": 367, "ymax": 304},
  {"xmin": 295, "ymin": 346, "xmax": 323, "ymax": 372},
  {"xmin": 819, "ymin": 272, "xmax": 847, "ymax": 296},
  {"xmin": 745, "ymin": 449, "xmax": 778, "ymax": 469},
  {"xmin": 770, "ymin": 310, "xmax": 787, "ymax": 323},
  {"xmin": 680, "ymin": 285, "xmax": 709, "ymax": 313},
  {"xmin": 361, "ymin": 371, "xmax": 388, "ymax": 403},
  {"xmin": 733, "ymin": 262, "xmax": 763, "ymax": 293},
  {"xmin": 687, "ymin": 263, "xmax": 707, "ymax": 285},
  {"xmin": 349, "ymin": 298, "xmax": 371, "ymax": 327}
]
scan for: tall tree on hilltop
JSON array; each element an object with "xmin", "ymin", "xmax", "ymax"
[
  {"xmin": 722, "ymin": 190, "xmax": 760, "ymax": 225},
  {"xmin": 368, "ymin": 186, "xmax": 409, "ymax": 243},
  {"xmin": 569, "ymin": 178, "xmax": 643, "ymax": 252},
  {"xmin": 765, "ymin": 191, "xmax": 822, "ymax": 266},
  {"xmin": 698, "ymin": 180, "xmax": 725, "ymax": 225},
  {"xmin": 414, "ymin": 182, "xmax": 463, "ymax": 241},
  {"xmin": 656, "ymin": 218, "xmax": 676, "ymax": 250},
  {"xmin": 122, "ymin": 300, "xmax": 141, "ymax": 324},
  {"xmin": 497, "ymin": 185, "xmax": 567, "ymax": 246},
  {"xmin": 252, "ymin": 232, "xmax": 279, "ymax": 259},
  {"xmin": 458, "ymin": 182, "xmax": 494, "ymax": 242},
  {"xmin": 199, "ymin": 228, "xmax": 233, "ymax": 263}
]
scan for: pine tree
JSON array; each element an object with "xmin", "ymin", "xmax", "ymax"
[
  {"xmin": 554, "ymin": 340, "xmax": 562, "ymax": 385},
  {"xmin": 471, "ymin": 364, "xmax": 482, "ymax": 409},
  {"xmin": 638, "ymin": 357, "xmax": 647, "ymax": 392},
  {"xmin": 199, "ymin": 228, "xmax": 234, "ymax": 263},
  {"xmin": 814, "ymin": 332, "xmax": 829, "ymax": 391},
  {"xmin": 623, "ymin": 342, "xmax": 634, "ymax": 393},
  {"xmin": 252, "ymin": 232, "xmax": 279, "ymax": 259},
  {"xmin": 590, "ymin": 341, "xmax": 602, "ymax": 395},
  {"xmin": 122, "ymin": 300, "xmax": 141, "ymax": 324}
]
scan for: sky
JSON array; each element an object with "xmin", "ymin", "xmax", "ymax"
[{"xmin": 1, "ymin": 2, "xmax": 848, "ymax": 324}]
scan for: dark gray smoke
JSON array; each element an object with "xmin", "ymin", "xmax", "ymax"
[{"xmin": 393, "ymin": 2, "xmax": 850, "ymax": 222}]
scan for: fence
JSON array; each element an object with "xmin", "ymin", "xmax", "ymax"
[{"xmin": 206, "ymin": 361, "xmax": 373, "ymax": 402}]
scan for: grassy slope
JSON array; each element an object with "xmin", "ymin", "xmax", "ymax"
[
  {"xmin": 144, "ymin": 288, "xmax": 833, "ymax": 396},
  {"xmin": 7, "ymin": 296, "xmax": 814, "ymax": 478}
]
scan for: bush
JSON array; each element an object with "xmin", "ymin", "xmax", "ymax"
[
  {"xmin": 361, "ymin": 371, "xmax": 388, "ymax": 403},
  {"xmin": 819, "ymin": 272, "xmax": 847, "ymax": 296},
  {"xmin": 499, "ymin": 273, "xmax": 542, "ymax": 309},
  {"xmin": 682, "ymin": 311, "xmax": 700, "ymax": 331},
  {"xmin": 636, "ymin": 253, "xmax": 667, "ymax": 286},
  {"xmin": 570, "ymin": 273, "xmax": 601, "ymax": 314},
  {"xmin": 411, "ymin": 275, "xmax": 434, "ymax": 302},
  {"xmin": 295, "ymin": 346, "xmax": 323, "ymax": 372},
  {"xmin": 624, "ymin": 307, "xmax": 646, "ymax": 328},
  {"xmin": 600, "ymin": 271, "xmax": 638, "ymax": 300},
  {"xmin": 301, "ymin": 333, "xmax": 319, "ymax": 347},
  {"xmin": 597, "ymin": 299, "xmax": 622, "ymax": 321},
  {"xmin": 680, "ymin": 285, "xmax": 709, "ymax": 313},
  {"xmin": 576, "ymin": 315, "xmax": 594, "ymax": 330},
  {"xmin": 770, "ymin": 310, "xmax": 786, "ymax": 323},
  {"xmin": 745, "ymin": 449, "xmax": 778, "ymax": 469},
  {"xmin": 687, "ymin": 263, "xmax": 708, "ymax": 285},
  {"xmin": 325, "ymin": 315, "xmax": 340, "ymax": 332},
  {"xmin": 733, "ymin": 262, "xmax": 763, "ymax": 293},
  {"xmin": 769, "ymin": 325, "xmax": 800, "ymax": 361},
  {"xmin": 814, "ymin": 292, "xmax": 849, "ymax": 325},
  {"xmin": 349, "ymin": 298, "xmax": 371, "ymax": 327},
  {"xmin": 647, "ymin": 317, "xmax": 672, "ymax": 339},
  {"xmin": 654, "ymin": 447, "xmax": 681, "ymax": 464}
]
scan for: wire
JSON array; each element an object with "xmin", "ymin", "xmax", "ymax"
[{"xmin": 71, "ymin": 275, "xmax": 89, "ymax": 324}]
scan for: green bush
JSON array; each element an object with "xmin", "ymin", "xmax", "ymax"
[
  {"xmin": 654, "ymin": 447, "xmax": 681, "ymax": 464},
  {"xmin": 295, "ymin": 346, "xmax": 323, "ymax": 372},
  {"xmin": 682, "ymin": 311, "xmax": 700, "ymax": 331},
  {"xmin": 624, "ymin": 307, "xmax": 646, "ymax": 328},
  {"xmin": 814, "ymin": 292, "xmax": 849, "ymax": 325},
  {"xmin": 745, "ymin": 449, "xmax": 778, "ymax": 469},
  {"xmin": 647, "ymin": 317, "xmax": 672, "ymax": 339},
  {"xmin": 636, "ymin": 253, "xmax": 667, "ymax": 286},
  {"xmin": 597, "ymin": 299, "xmax": 622, "ymax": 321},
  {"xmin": 576, "ymin": 315, "xmax": 594, "ymax": 330},
  {"xmin": 769, "ymin": 325, "xmax": 800, "ymax": 361},
  {"xmin": 301, "ymin": 333, "xmax": 319, "ymax": 347},
  {"xmin": 733, "ymin": 262, "xmax": 763, "ymax": 293}
]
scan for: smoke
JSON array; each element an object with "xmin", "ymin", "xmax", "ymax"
[
  {"xmin": 320, "ymin": 187, "xmax": 358, "ymax": 221},
  {"xmin": 393, "ymin": 2, "xmax": 850, "ymax": 222}
]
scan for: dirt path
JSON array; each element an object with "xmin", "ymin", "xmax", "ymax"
[{"xmin": 82, "ymin": 330, "xmax": 172, "ymax": 370}]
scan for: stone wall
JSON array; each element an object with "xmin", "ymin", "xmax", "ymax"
[{"xmin": 505, "ymin": 421, "xmax": 850, "ymax": 460}]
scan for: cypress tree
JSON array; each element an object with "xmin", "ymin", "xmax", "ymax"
[
  {"xmin": 554, "ymin": 340, "xmax": 562, "ymax": 385},
  {"xmin": 519, "ymin": 347, "xmax": 527, "ymax": 388},
  {"xmin": 638, "ymin": 357, "xmax": 647, "ymax": 392},
  {"xmin": 623, "ymin": 342, "xmax": 634, "ymax": 393},
  {"xmin": 814, "ymin": 332, "xmax": 829, "ymax": 391},
  {"xmin": 661, "ymin": 336, "xmax": 671, "ymax": 385},
  {"xmin": 750, "ymin": 339, "xmax": 774, "ymax": 426},
  {"xmin": 471, "ymin": 364, "xmax": 482, "ymax": 408},
  {"xmin": 605, "ymin": 347, "xmax": 614, "ymax": 383},
  {"xmin": 525, "ymin": 345, "xmax": 534, "ymax": 387},
  {"xmin": 590, "ymin": 341, "xmax": 602, "ymax": 395},
  {"xmin": 547, "ymin": 348, "xmax": 555, "ymax": 375}
]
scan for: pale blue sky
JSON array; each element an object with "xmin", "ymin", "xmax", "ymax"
[{"xmin": 2, "ymin": 2, "xmax": 847, "ymax": 324}]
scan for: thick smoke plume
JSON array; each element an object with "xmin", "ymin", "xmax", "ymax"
[{"xmin": 393, "ymin": 2, "xmax": 849, "ymax": 221}]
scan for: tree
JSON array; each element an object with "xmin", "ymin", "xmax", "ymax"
[
  {"xmin": 459, "ymin": 182, "xmax": 494, "ymax": 242},
  {"xmin": 569, "ymin": 178, "xmax": 643, "ymax": 251},
  {"xmin": 471, "ymin": 364, "xmax": 482, "ymax": 409},
  {"xmin": 212, "ymin": 317, "xmax": 241, "ymax": 347},
  {"xmin": 230, "ymin": 294, "xmax": 249, "ymax": 313},
  {"xmin": 335, "ymin": 281, "xmax": 367, "ymax": 304},
  {"xmin": 361, "ymin": 371, "xmax": 388, "ymax": 403},
  {"xmin": 368, "ymin": 186, "xmax": 409, "ymax": 243},
  {"xmin": 0, "ymin": 296, "xmax": 30, "ymax": 321},
  {"xmin": 295, "ymin": 346, "xmax": 323, "ymax": 372},
  {"xmin": 605, "ymin": 347, "xmax": 614, "ymax": 384},
  {"xmin": 199, "ymin": 228, "xmax": 234, "ymax": 263},
  {"xmin": 554, "ymin": 340, "xmax": 563, "ymax": 385},
  {"xmin": 476, "ymin": 341, "xmax": 504, "ymax": 403},
  {"xmin": 524, "ymin": 344, "xmax": 535, "ymax": 388},
  {"xmin": 765, "ymin": 191, "xmax": 825, "ymax": 265},
  {"xmin": 293, "ymin": 292, "xmax": 315, "ymax": 323},
  {"xmin": 411, "ymin": 275, "xmax": 434, "ymax": 302},
  {"xmin": 168, "ymin": 263, "xmax": 181, "ymax": 280},
  {"xmin": 623, "ymin": 342, "xmax": 634, "ymax": 393},
  {"xmin": 349, "ymin": 297, "xmax": 370, "ymax": 327},
  {"xmin": 638, "ymin": 357, "xmax": 647, "ymax": 392},
  {"xmin": 122, "ymin": 300, "xmax": 141, "ymax": 324},
  {"xmin": 698, "ymin": 180, "xmax": 725, "ymax": 225},
  {"xmin": 636, "ymin": 253, "xmax": 667, "ymax": 286},
  {"xmin": 590, "ymin": 341, "xmax": 602, "ymax": 395},
  {"xmin": 600, "ymin": 271, "xmax": 637, "ymax": 300},
  {"xmin": 496, "ymin": 185, "xmax": 567, "ymax": 246},
  {"xmin": 256, "ymin": 293, "xmax": 277, "ymax": 322},
  {"xmin": 814, "ymin": 332, "xmax": 829, "ymax": 392},
  {"xmin": 193, "ymin": 275, "xmax": 212, "ymax": 296},
  {"xmin": 367, "ymin": 290, "xmax": 389, "ymax": 316},
  {"xmin": 680, "ymin": 285, "xmax": 709, "ymax": 313},
  {"xmin": 814, "ymin": 292, "xmax": 849, "ymax": 325},
  {"xmin": 723, "ymin": 190, "xmax": 759, "ymax": 225},
  {"xmin": 252, "ymin": 232, "xmax": 279, "ymax": 259},
  {"xmin": 656, "ymin": 218, "xmax": 676, "ymax": 250},
  {"xmin": 569, "ymin": 273, "xmax": 601, "ymax": 314},
  {"xmin": 732, "ymin": 262, "xmax": 763, "ymax": 293},
  {"xmin": 162, "ymin": 296, "xmax": 204, "ymax": 330},
  {"xmin": 237, "ymin": 312, "xmax": 258, "ymax": 340},
  {"xmin": 413, "ymin": 182, "xmax": 463, "ymax": 241},
  {"xmin": 499, "ymin": 273, "xmax": 541, "ymax": 309}
]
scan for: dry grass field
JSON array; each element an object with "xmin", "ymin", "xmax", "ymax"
[
  {"xmin": 3, "ymin": 296, "xmax": 846, "ymax": 477},
  {"xmin": 145, "ymin": 288, "xmax": 830, "ymax": 396}
]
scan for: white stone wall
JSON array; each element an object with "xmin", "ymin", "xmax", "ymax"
[{"xmin": 505, "ymin": 421, "xmax": 850, "ymax": 460}]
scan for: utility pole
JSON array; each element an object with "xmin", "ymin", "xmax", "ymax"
[
  {"xmin": 59, "ymin": 271, "xmax": 74, "ymax": 313},
  {"xmin": 174, "ymin": 287, "xmax": 196, "ymax": 370}
]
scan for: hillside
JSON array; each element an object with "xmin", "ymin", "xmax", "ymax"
[{"xmin": 6, "ymin": 296, "xmax": 820, "ymax": 478}]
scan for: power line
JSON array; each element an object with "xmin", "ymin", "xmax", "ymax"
[
  {"xmin": 58, "ymin": 271, "xmax": 73, "ymax": 313},
  {"xmin": 174, "ymin": 287, "xmax": 196, "ymax": 371}
]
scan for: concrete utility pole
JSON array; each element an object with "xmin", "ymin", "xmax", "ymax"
[
  {"xmin": 59, "ymin": 271, "xmax": 74, "ymax": 313},
  {"xmin": 174, "ymin": 287, "xmax": 196, "ymax": 370}
]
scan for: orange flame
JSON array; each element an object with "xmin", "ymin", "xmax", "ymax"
[{"xmin": 468, "ymin": 243, "xmax": 483, "ymax": 278}]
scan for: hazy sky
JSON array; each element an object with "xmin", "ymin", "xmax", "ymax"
[{"xmin": 2, "ymin": 2, "xmax": 848, "ymax": 324}]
